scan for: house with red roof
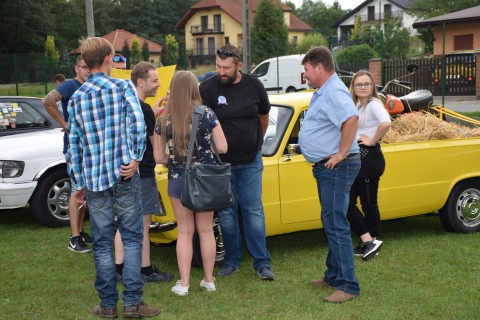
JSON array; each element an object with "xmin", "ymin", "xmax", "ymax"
[
  {"xmin": 71, "ymin": 29, "xmax": 163, "ymax": 67},
  {"xmin": 176, "ymin": 0, "xmax": 312, "ymax": 66}
]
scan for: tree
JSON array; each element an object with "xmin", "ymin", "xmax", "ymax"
[
  {"xmin": 295, "ymin": 0, "xmax": 346, "ymax": 38},
  {"xmin": 406, "ymin": 0, "xmax": 480, "ymax": 19},
  {"xmin": 121, "ymin": 40, "xmax": 131, "ymax": 68},
  {"xmin": 45, "ymin": 36, "xmax": 60, "ymax": 65},
  {"xmin": 359, "ymin": 18, "xmax": 410, "ymax": 59},
  {"xmin": 130, "ymin": 36, "xmax": 141, "ymax": 66},
  {"xmin": 251, "ymin": 0, "xmax": 289, "ymax": 64},
  {"xmin": 350, "ymin": 15, "xmax": 363, "ymax": 42},
  {"xmin": 296, "ymin": 33, "xmax": 328, "ymax": 54},
  {"xmin": 142, "ymin": 41, "xmax": 150, "ymax": 62},
  {"xmin": 162, "ymin": 34, "xmax": 179, "ymax": 66},
  {"xmin": 335, "ymin": 44, "xmax": 377, "ymax": 71}
]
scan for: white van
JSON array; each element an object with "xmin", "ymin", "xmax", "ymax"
[{"xmin": 251, "ymin": 54, "xmax": 307, "ymax": 93}]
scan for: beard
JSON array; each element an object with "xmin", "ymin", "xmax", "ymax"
[{"xmin": 218, "ymin": 72, "xmax": 238, "ymax": 85}]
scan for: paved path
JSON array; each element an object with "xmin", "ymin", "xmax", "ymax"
[{"xmin": 433, "ymin": 96, "xmax": 480, "ymax": 112}]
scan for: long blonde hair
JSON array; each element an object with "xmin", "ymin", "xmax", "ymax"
[
  {"xmin": 160, "ymin": 71, "xmax": 202, "ymax": 160},
  {"xmin": 350, "ymin": 69, "xmax": 378, "ymax": 105}
]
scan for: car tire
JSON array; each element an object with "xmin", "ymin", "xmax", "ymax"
[
  {"xmin": 30, "ymin": 167, "xmax": 71, "ymax": 228},
  {"xmin": 286, "ymin": 86, "xmax": 297, "ymax": 93},
  {"xmin": 439, "ymin": 180, "xmax": 480, "ymax": 233},
  {"xmin": 192, "ymin": 217, "xmax": 225, "ymax": 268}
]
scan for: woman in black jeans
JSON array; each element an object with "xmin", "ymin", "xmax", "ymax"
[{"xmin": 347, "ymin": 70, "xmax": 391, "ymax": 261}]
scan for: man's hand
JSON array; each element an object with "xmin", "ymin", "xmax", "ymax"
[
  {"xmin": 152, "ymin": 96, "xmax": 166, "ymax": 117},
  {"xmin": 120, "ymin": 160, "xmax": 140, "ymax": 180},
  {"xmin": 72, "ymin": 189, "xmax": 86, "ymax": 205}
]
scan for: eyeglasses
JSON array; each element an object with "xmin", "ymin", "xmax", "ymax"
[
  {"xmin": 113, "ymin": 55, "xmax": 127, "ymax": 63},
  {"xmin": 354, "ymin": 82, "xmax": 372, "ymax": 89},
  {"xmin": 76, "ymin": 65, "xmax": 89, "ymax": 70},
  {"xmin": 216, "ymin": 49, "xmax": 241, "ymax": 60}
]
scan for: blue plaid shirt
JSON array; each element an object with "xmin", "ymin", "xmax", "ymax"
[{"xmin": 66, "ymin": 72, "xmax": 146, "ymax": 192}]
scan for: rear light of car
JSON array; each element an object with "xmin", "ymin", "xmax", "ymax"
[
  {"xmin": 301, "ymin": 72, "xmax": 306, "ymax": 85},
  {"xmin": 0, "ymin": 160, "xmax": 24, "ymax": 178}
]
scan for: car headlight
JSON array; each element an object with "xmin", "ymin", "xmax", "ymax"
[{"xmin": 0, "ymin": 160, "xmax": 25, "ymax": 178}]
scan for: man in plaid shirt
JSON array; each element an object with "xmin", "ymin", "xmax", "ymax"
[{"xmin": 66, "ymin": 37, "xmax": 160, "ymax": 319}]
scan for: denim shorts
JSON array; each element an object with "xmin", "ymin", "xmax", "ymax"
[
  {"xmin": 168, "ymin": 177, "xmax": 183, "ymax": 199},
  {"xmin": 140, "ymin": 177, "xmax": 161, "ymax": 215}
]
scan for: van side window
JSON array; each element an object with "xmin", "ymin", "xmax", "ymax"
[{"xmin": 252, "ymin": 62, "xmax": 269, "ymax": 77}]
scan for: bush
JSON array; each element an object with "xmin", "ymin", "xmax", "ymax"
[
  {"xmin": 296, "ymin": 33, "xmax": 327, "ymax": 54},
  {"xmin": 335, "ymin": 44, "xmax": 377, "ymax": 71}
]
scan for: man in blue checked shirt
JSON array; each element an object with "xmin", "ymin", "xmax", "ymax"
[{"xmin": 66, "ymin": 37, "xmax": 160, "ymax": 319}]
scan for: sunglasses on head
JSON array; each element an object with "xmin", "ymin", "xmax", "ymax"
[
  {"xmin": 216, "ymin": 49, "xmax": 241, "ymax": 60},
  {"xmin": 113, "ymin": 55, "xmax": 126, "ymax": 63}
]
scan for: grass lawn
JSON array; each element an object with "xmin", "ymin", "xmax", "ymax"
[{"xmin": 1, "ymin": 207, "xmax": 479, "ymax": 320}]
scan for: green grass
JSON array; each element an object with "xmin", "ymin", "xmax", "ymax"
[
  {"xmin": 1, "ymin": 208, "xmax": 479, "ymax": 320},
  {"xmin": 459, "ymin": 111, "xmax": 480, "ymax": 118},
  {"xmin": 0, "ymin": 83, "xmax": 55, "ymax": 98}
]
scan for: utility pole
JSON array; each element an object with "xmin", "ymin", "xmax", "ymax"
[
  {"xmin": 242, "ymin": 0, "xmax": 251, "ymax": 73},
  {"xmin": 85, "ymin": 0, "xmax": 95, "ymax": 37}
]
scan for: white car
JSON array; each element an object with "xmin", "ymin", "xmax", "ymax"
[{"xmin": 0, "ymin": 97, "xmax": 70, "ymax": 227}]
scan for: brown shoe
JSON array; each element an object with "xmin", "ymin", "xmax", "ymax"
[
  {"xmin": 123, "ymin": 302, "xmax": 160, "ymax": 318},
  {"xmin": 323, "ymin": 290, "xmax": 358, "ymax": 303},
  {"xmin": 92, "ymin": 306, "xmax": 117, "ymax": 318},
  {"xmin": 311, "ymin": 278, "xmax": 334, "ymax": 289}
]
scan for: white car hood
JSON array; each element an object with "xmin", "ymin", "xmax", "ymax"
[{"xmin": 0, "ymin": 129, "xmax": 64, "ymax": 160}]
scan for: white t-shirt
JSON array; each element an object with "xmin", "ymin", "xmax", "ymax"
[{"xmin": 356, "ymin": 98, "xmax": 391, "ymax": 141}]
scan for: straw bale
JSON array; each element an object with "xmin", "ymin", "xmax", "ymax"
[{"xmin": 382, "ymin": 112, "xmax": 480, "ymax": 144}]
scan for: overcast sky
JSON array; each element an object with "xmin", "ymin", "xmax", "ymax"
[{"xmin": 288, "ymin": 0, "xmax": 360, "ymax": 11}]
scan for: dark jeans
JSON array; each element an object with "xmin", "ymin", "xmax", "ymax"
[{"xmin": 347, "ymin": 176, "xmax": 381, "ymax": 238}]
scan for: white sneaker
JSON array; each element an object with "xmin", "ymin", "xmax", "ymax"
[
  {"xmin": 200, "ymin": 278, "xmax": 216, "ymax": 292},
  {"xmin": 171, "ymin": 280, "xmax": 189, "ymax": 296}
]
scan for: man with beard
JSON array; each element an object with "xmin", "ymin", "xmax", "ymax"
[{"xmin": 199, "ymin": 45, "xmax": 275, "ymax": 281}]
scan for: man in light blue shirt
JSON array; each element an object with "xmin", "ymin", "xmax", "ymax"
[
  {"xmin": 66, "ymin": 37, "xmax": 159, "ymax": 319},
  {"xmin": 298, "ymin": 46, "xmax": 361, "ymax": 303}
]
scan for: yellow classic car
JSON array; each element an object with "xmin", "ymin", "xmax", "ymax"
[{"xmin": 150, "ymin": 91, "xmax": 480, "ymax": 250}]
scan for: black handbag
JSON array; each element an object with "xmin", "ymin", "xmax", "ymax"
[{"xmin": 180, "ymin": 106, "xmax": 234, "ymax": 212}]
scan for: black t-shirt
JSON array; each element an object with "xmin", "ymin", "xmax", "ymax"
[
  {"xmin": 199, "ymin": 73, "xmax": 270, "ymax": 164},
  {"xmin": 139, "ymin": 100, "xmax": 156, "ymax": 178}
]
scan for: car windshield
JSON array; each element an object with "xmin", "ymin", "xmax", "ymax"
[
  {"xmin": 0, "ymin": 101, "xmax": 50, "ymax": 132},
  {"xmin": 262, "ymin": 105, "xmax": 293, "ymax": 156}
]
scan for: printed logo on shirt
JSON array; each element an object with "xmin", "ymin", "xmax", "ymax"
[{"xmin": 218, "ymin": 96, "xmax": 227, "ymax": 106}]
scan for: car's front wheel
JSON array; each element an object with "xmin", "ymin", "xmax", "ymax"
[
  {"xmin": 30, "ymin": 167, "xmax": 71, "ymax": 227},
  {"xmin": 439, "ymin": 180, "xmax": 480, "ymax": 233}
]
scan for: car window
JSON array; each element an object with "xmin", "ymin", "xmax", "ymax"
[
  {"xmin": 252, "ymin": 62, "xmax": 269, "ymax": 77},
  {"xmin": 262, "ymin": 105, "xmax": 293, "ymax": 156},
  {"xmin": 0, "ymin": 101, "xmax": 50, "ymax": 132}
]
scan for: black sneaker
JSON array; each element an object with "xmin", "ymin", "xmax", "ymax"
[
  {"xmin": 362, "ymin": 240, "xmax": 383, "ymax": 261},
  {"xmin": 80, "ymin": 230, "xmax": 93, "ymax": 244},
  {"xmin": 141, "ymin": 266, "xmax": 174, "ymax": 283},
  {"xmin": 353, "ymin": 242, "xmax": 366, "ymax": 256},
  {"xmin": 68, "ymin": 236, "xmax": 91, "ymax": 253}
]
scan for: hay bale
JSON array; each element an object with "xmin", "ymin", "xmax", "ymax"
[{"xmin": 382, "ymin": 112, "xmax": 480, "ymax": 144}]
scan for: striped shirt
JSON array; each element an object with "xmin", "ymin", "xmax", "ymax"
[{"xmin": 66, "ymin": 72, "xmax": 146, "ymax": 192}]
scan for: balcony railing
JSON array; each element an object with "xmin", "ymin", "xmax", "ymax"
[
  {"xmin": 355, "ymin": 10, "xmax": 403, "ymax": 23},
  {"xmin": 190, "ymin": 24, "xmax": 224, "ymax": 34}
]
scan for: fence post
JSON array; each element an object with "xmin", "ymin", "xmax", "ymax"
[
  {"xmin": 13, "ymin": 54, "xmax": 19, "ymax": 96},
  {"xmin": 369, "ymin": 58, "xmax": 382, "ymax": 86},
  {"xmin": 380, "ymin": 29, "xmax": 385, "ymax": 86},
  {"xmin": 441, "ymin": 22, "xmax": 446, "ymax": 105}
]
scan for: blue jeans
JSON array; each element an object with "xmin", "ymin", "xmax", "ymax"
[
  {"xmin": 313, "ymin": 154, "xmax": 361, "ymax": 295},
  {"xmin": 86, "ymin": 173, "xmax": 144, "ymax": 308},
  {"xmin": 218, "ymin": 152, "xmax": 271, "ymax": 272}
]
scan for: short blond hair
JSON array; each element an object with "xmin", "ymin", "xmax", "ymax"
[{"xmin": 80, "ymin": 37, "xmax": 114, "ymax": 69}]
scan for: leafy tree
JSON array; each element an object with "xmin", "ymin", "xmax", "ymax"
[
  {"xmin": 142, "ymin": 41, "xmax": 150, "ymax": 62},
  {"xmin": 45, "ymin": 36, "xmax": 60, "ymax": 65},
  {"xmin": 406, "ymin": 0, "xmax": 480, "ymax": 19},
  {"xmin": 296, "ymin": 33, "xmax": 328, "ymax": 54},
  {"xmin": 295, "ymin": 0, "xmax": 346, "ymax": 38},
  {"xmin": 251, "ymin": 0, "xmax": 289, "ymax": 64},
  {"xmin": 121, "ymin": 40, "xmax": 131, "ymax": 68},
  {"xmin": 335, "ymin": 44, "xmax": 377, "ymax": 71},
  {"xmin": 162, "ymin": 34, "xmax": 179, "ymax": 66},
  {"xmin": 130, "ymin": 36, "xmax": 141, "ymax": 66},
  {"xmin": 359, "ymin": 18, "xmax": 410, "ymax": 59},
  {"xmin": 350, "ymin": 15, "xmax": 363, "ymax": 42}
]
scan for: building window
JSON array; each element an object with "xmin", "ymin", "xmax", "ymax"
[
  {"xmin": 225, "ymin": 37, "xmax": 230, "ymax": 45},
  {"xmin": 454, "ymin": 34, "xmax": 473, "ymax": 50},
  {"xmin": 214, "ymin": 14, "xmax": 221, "ymax": 32},
  {"xmin": 196, "ymin": 38, "xmax": 204, "ymax": 55},
  {"xmin": 384, "ymin": 4, "xmax": 391, "ymax": 19},
  {"xmin": 201, "ymin": 16, "xmax": 208, "ymax": 32},
  {"xmin": 368, "ymin": 6, "xmax": 375, "ymax": 21},
  {"xmin": 208, "ymin": 37, "xmax": 215, "ymax": 55}
]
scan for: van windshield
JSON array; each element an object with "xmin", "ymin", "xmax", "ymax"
[{"xmin": 252, "ymin": 62, "xmax": 269, "ymax": 77}]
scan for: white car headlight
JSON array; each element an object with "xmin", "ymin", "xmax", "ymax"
[{"xmin": 0, "ymin": 160, "xmax": 25, "ymax": 178}]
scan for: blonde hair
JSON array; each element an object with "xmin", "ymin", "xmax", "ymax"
[
  {"xmin": 160, "ymin": 71, "xmax": 202, "ymax": 160},
  {"xmin": 80, "ymin": 37, "xmax": 114, "ymax": 69},
  {"xmin": 350, "ymin": 69, "xmax": 378, "ymax": 105}
]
